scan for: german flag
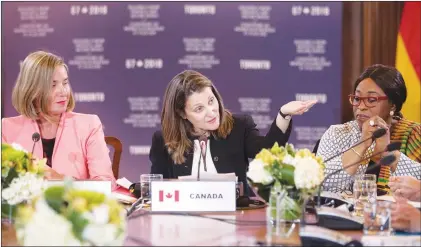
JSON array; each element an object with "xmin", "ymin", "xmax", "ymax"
[{"xmin": 396, "ymin": 2, "xmax": 420, "ymax": 122}]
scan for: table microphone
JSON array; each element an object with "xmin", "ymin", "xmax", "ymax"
[
  {"xmin": 126, "ymin": 197, "xmax": 144, "ymax": 217},
  {"xmin": 299, "ymin": 154, "xmax": 396, "ymax": 246},
  {"xmin": 30, "ymin": 132, "xmax": 41, "ymax": 157},
  {"xmin": 301, "ymin": 153, "xmax": 396, "ymax": 231},
  {"xmin": 323, "ymin": 128, "xmax": 387, "ymax": 163},
  {"xmin": 317, "ymin": 142, "xmax": 401, "ymax": 208},
  {"xmin": 199, "ymin": 136, "xmax": 208, "ymax": 172},
  {"xmin": 196, "ymin": 135, "xmax": 208, "ymax": 181}
]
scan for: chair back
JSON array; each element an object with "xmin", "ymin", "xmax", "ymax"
[
  {"xmin": 105, "ymin": 136, "xmax": 122, "ymax": 179},
  {"xmin": 313, "ymin": 139, "xmax": 321, "ymax": 154}
]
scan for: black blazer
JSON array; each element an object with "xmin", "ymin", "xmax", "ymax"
[{"xmin": 149, "ymin": 114, "xmax": 292, "ymax": 195}]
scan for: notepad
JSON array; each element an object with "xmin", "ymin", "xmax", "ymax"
[
  {"xmin": 113, "ymin": 177, "xmax": 137, "ymax": 204},
  {"xmin": 178, "ymin": 172, "xmax": 237, "ymax": 181},
  {"xmin": 116, "ymin": 177, "xmax": 133, "ymax": 189},
  {"xmin": 111, "ymin": 190, "xmax": 137, "ymax": 204}
]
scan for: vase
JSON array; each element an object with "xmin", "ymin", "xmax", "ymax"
[
  {"xmin": 1, "ymin": 202, "xmax": 15, "ymax": 225},
  {"xmin": 266, "ymin": 183, "xmax": 303, "ymax": 225}
]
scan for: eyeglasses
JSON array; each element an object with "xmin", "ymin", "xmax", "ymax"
[{"xmin": 348, "ymin": 94, "xmax": 388, "ymax": 108}]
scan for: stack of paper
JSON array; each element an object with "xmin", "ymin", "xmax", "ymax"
[
  {"xmin": 112, "ymin": 177, "xmax": 137, "ymax": 204},
  {"xmin": 116, "ymin": 177, "xmax": 133, "ymax": 189}
]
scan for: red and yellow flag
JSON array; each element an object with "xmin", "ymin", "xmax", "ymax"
[{"xmin": 396, "ymin": 2, "xmax": 420, "ymax": 122}]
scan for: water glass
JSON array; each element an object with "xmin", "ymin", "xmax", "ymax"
[
  {"xmin": 140, "ymin": 174, "xmax": 163, "ymax": 203},
  {"xmin": 363, "ymin": 201, "xmax": 392, "ymax": 236},
  {"xmin": 353, "ymin": 174, "xmax": 377, "ymax": 217}
]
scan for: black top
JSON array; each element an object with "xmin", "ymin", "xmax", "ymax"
[
  {"xmin": 42, "ymin": 138, "xmax": 55, "ymax": 167},
  {"xmin": 149, "ymin": 114, "xmax": 293, "ymax": 196}
]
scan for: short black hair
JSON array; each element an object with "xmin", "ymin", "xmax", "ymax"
[{"xmin": 353, "ymin": 64, "xmax": 407, "ymax": 114}]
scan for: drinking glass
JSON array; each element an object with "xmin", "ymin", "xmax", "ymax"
[
  {"xmin": 140, "ymin": 174, "xmax": 163, "ymax": 203},
  {"xmin": 353, "ymin": 174, "xmax": 377, "ymax": 217},
  {"xmin": 363, "ymin": 201, "xmax": 392, "ymax": 236}
]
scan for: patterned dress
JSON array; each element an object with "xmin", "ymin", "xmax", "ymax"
[{"xmin": 317, "ymin": 118, "xmax": 421, "ymax": 193}]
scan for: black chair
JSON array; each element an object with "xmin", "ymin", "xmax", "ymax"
[{"xmin": 313, "ymin": 139, "xmax": 321, "ymax": 154}]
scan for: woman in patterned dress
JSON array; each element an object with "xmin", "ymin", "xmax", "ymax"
[{"xmin": 317, "ymin": 64, "xmax": 420, "ymax": 194}]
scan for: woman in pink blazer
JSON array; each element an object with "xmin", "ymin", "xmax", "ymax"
[{"xmin": 1, "ymin": 51, "xmax": 117, "ymax": 190}]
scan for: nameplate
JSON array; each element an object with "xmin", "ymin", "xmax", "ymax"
[
  {"xmin": 150, "ymin": 181, "xmax": 236, "ymax": 212},
  {"xmin": 45, "ymin": 180, "xmax": 112, "ymax": 195}
]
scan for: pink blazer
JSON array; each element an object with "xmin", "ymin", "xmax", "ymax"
[{"xmin": 2, "ymin": 112, "xmax": 117, "ymax": 190}]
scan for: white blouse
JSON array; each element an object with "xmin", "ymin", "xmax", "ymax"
[
  {"xmin": 190, "ymin": 139, "xmax": 218, "ymax": 177},
  {"xmin": 189, "ymin": 113, "xmax": 291, "ymax": 177}
]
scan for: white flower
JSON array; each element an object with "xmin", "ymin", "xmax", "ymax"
[
  {"xmin": 11, "ymin": 143, "xmax": 28, "ymax": 153},
  {"xmin": 247, "ymin": 159, "xmax": 274, "ymax": 185},
  {"xmin": 92, "ymin": 204, "xmax": 110, "ymax": 224},
  {"xmin": 294, "ymin": 157, "xmax": 324, "ymax": 190},
  {"xmin": 15, "ymin": 187, "xmax": 126, "ymax": 246},
  {"xmin": 82, "ymin": 224, "xmax": 119, "ymax": 246},
  {"xmin": 282, "ymin": 154, "xmax": 297, "ymax": 167},
  {"xmin": 16, "ymin": 199, "xmax": 82, "ymax": 246},
  {"xmin": 2, "ymin": 173, "xmax": 46, "ymax": 205}
]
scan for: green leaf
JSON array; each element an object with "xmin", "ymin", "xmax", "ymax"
[
  {"xmin": 270, "ymin": 160, "xmax": 283, "ymax": 182},
  {"xmin": 67, "ymin": 210, "xmax": 89, "ymax": 241},
  {"xmin": 278, "ymin": 163, "xmax": 295, "ymax": 186},
  {"xmin": 44, "ymin": 186, "xmax": 66, "ymax": 213},
  {"xmin": 285, "ymin": 143, "xmax": 296, "ymax": 157},
  {"xmin": 67, "ymin": 190, "xmax": 106, "ymax": 210},
  {"xmin": 3, "ymin": 168, "xmax": 19, "ymax": 189},
  {"xmin": 270, "ymin": 194, "xmax": 302, "ymax": 221}
]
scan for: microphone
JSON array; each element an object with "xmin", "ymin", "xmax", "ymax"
[
  {"xmin": 323, "ymin": 128, "xmax": 387, "ymax": 163},
  {"xmin": 126, "ymin": 197, "xmax": 143, "ymax": 217},
  {"xmin": 316, "ymin": 142, "xmax": 401, "ymax": 208},
  {"xmin": 301, "ymin": 153, "xmax": 397, "ymax": 230},
  {"xmin": 298, "ymin": 143, "xmax": 398, "ymax": 246},
  {"xmin": 30, "ymin": 132, "xmax": 41, "ymax": 157},
  {"xmin": 199, "ymin": 139, "xmax": 207, "ymax": 172},
  {"xmin": 196, "ymin": 135, "xmax": 208, "ymax": 181}
]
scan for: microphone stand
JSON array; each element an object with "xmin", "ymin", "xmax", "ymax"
[
  {"xmin": 196, "ymin": 153, "xmax": 202, "ymax": 181},
  {"xmin": 301, "ymin": 153, "xmax": 397, "ymax": 227},
  {"xmin": 196, "ymin": 136, "xmax": 208, "ymax": 181},
  {"xmin": 30, "ymin": 132, "xmax": 41, "ymax": 165},
  {"xmin": 323, "ymin": 128, "xmax": 386, "ymax": 163},
  {"xmin": 316, "ymin": 142, "xmax": 401, "ymax": 208}
]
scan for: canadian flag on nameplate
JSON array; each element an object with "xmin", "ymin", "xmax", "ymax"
[{"xmin": 159, "ymin": 190, "xmax": 179, "ymax": 202}]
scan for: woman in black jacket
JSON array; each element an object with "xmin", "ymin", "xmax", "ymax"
[{"xmin": 150, "ymin": 70, "xmax": 317, "ymax": 195}]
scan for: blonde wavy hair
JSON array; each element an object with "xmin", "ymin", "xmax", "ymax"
[{"xmin": 12, "ymin": 51, "xmax": 75, "ymax": 123}]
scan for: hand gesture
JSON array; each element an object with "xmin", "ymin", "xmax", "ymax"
[
  {"xmin": 391, "ymin": 197, "xmax": 421, "ymax": 232},
  {"xmin": 360, "ymin": 115, "xmax": 390, "ymax": 150},
  {"xmin": 280, "ymin": 100, "xmax": 317, "ymax": 116},
  {"xmin": 389, "ymin": 176, "xmax": 421, "ymax": 201},
  {"xmin": 43, "ymin": 165, "xmax": 65, "ymax": 180}
]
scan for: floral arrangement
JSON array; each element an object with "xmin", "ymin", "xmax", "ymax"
[
  {"xmin": 1, "ymin": 143, "xmax": 47, "ymax": 220},
  {"xmin": 247, "ymin": 143, "xmax": 325, "ymax": 222},
  {"xmin": 15, "ymin": 181, "xmax": 127, "ymax": 246}
]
